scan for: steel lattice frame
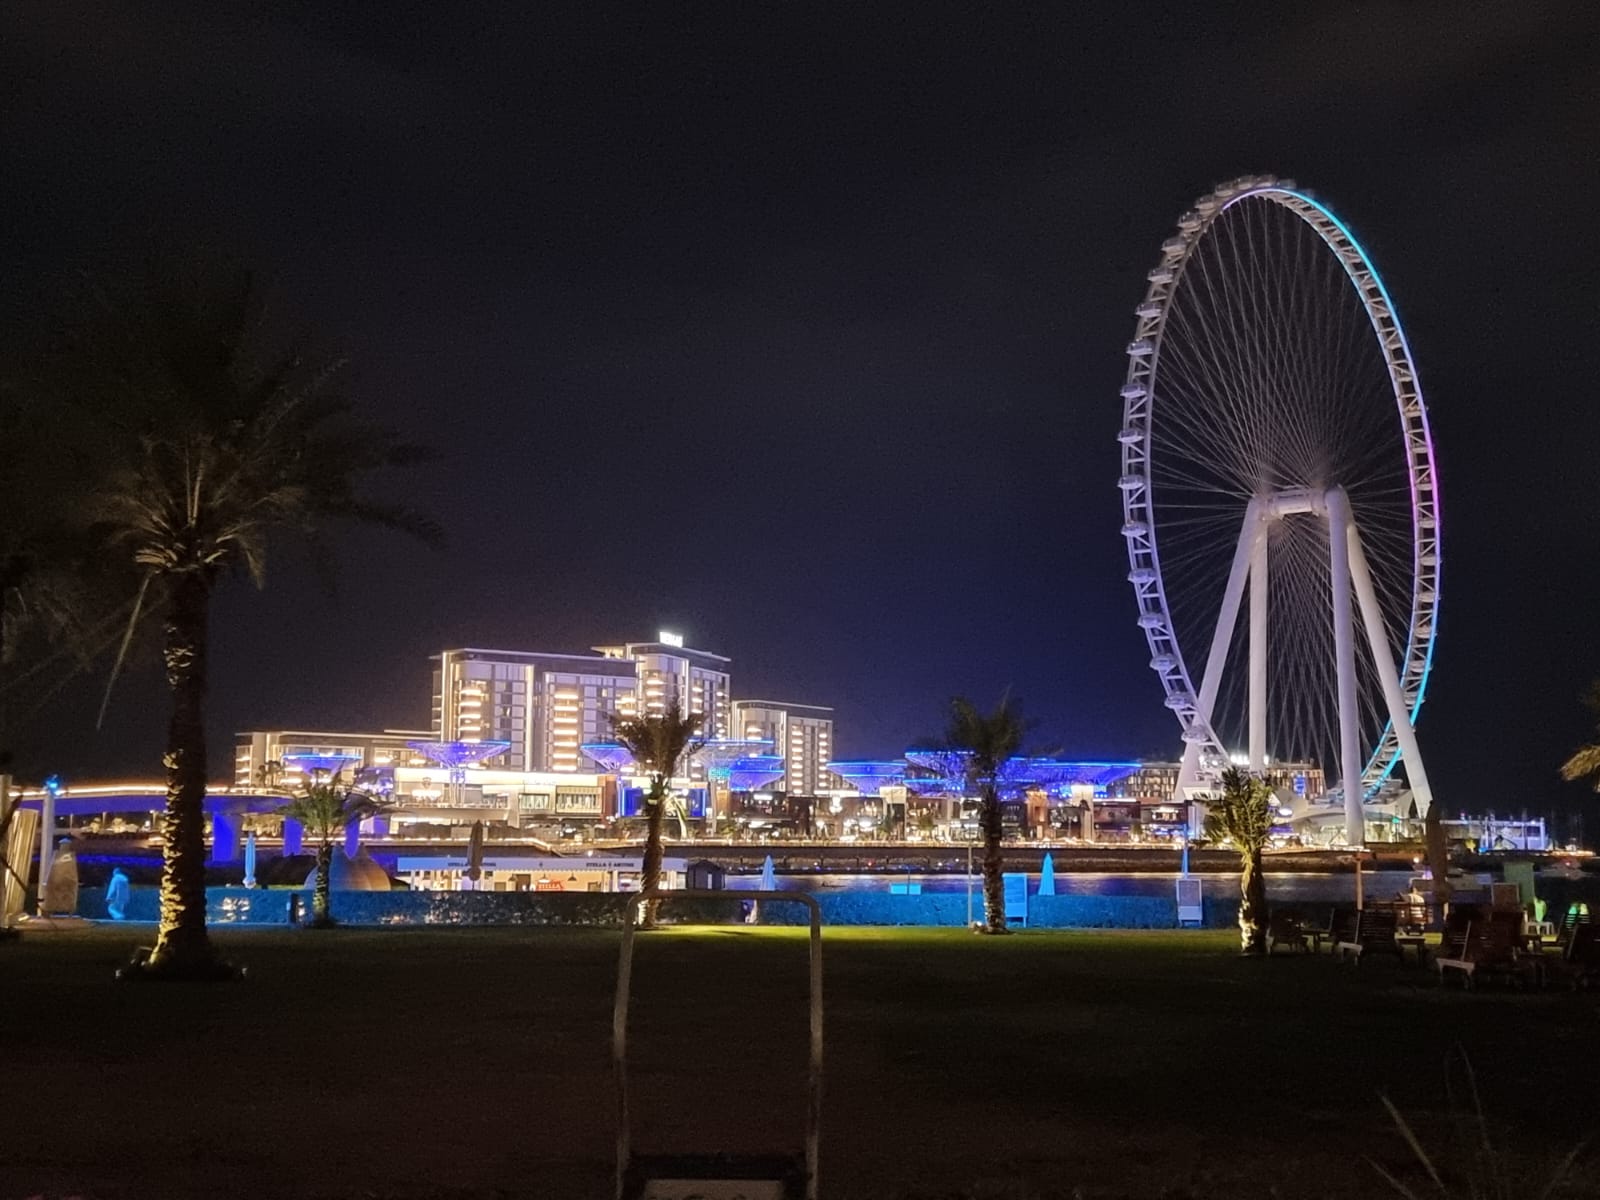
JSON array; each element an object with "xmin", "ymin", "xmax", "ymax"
[{"xmin": 1117, "ymin": 175, "xmax": 1440, "ymax": 793}]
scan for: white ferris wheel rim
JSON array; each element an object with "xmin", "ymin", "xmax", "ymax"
[{"xmin": 1118, "ymin": 175, "xmax": 1441, "ymax": 792}]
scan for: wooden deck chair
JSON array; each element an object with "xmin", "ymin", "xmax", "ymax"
[{"xmin": 1267, "ymin": 908, "xmax": 1309, "ymax": 954}]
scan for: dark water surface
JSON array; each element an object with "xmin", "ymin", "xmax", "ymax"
[{"xmin": 725, "ymin": 869, "xmax": 1423, "ymax": 903}]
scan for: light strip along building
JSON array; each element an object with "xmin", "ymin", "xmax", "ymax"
[
  {"xmin": 731, "ymin": 700, "xmax": 834, "ymax": 797},
  {"xmin": 432, "ymin": 649, "xmax": 639, "ymax": 774}
]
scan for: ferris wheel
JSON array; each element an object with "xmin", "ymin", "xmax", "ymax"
[{"xmin": 1117, "ymin": 176, "xmax": 1440, "ymax": 845}]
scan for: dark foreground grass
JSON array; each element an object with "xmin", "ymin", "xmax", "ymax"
[{"xmin": 1, "ymin": 925, "xmax": 1596, "ymax": 1200}]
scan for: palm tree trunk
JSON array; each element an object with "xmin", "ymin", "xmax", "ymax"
[
  {"xmin": 1239, "ymin": 848, "xmax": 1267, "ymax": 954},
  {"xmin": 980, "ymin": 786, "xmax": 1007, "ymax": 934},
  {"xmin": 640, "ymin": 786, "xmax": 667, "ymax": 928},
  {"xmin": 312, "ymin": 840, "xmax": 334, "ymax": 927},
  {"xmin": 147, "ymin": 571, "xmax": 221, "ymax": 976}
]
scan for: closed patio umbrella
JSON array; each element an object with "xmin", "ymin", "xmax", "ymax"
[
  {"xmin": 243, "ymin": 831, "xmax": 258, "ymax": 888},
  {"xmin": 759, "ymin": 854, "xmax": 777, "ymax": 891},
  {"xmin": 465, "ymin": 820, "xmax": 486, "ymax": 889},
  {"xmin": 1038, "ymin": 852, "xmax": 1056, "ymax": 897}
]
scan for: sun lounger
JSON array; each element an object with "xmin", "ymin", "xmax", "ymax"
[
  {"xmin": 1266, "ymin": 909, "xmax": 1309, "ymax": 954},
  {"xmin": 1435, "ymin": 920, "xmax": 1538, "ymax": 990},
  {"xmin": 1335, "ymin": 907, "xmax": 1401, "ymax": 962},
  {"xmin": 1317, "ymin": 908, "xmax": 1357, "ymax": 955},
  {"xmin": 1545, "ymin": 924, "xmax": 1600, "ymax": 991}
]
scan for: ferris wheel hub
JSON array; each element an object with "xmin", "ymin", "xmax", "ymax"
[{"xmin": 1261, "ymin": 487, "xmax": 1323, "ymax": 518}]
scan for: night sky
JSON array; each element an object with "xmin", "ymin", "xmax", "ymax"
[{"xmin": 3, "ymin": 5, "xmax": 1598, "ymax": 823}]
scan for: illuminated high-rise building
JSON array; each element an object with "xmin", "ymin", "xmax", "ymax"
[
  {"xmin": 731, "ymin": 699, "xmax": 833, "ymax": 796},
  {"xmin": 432, "ymin": 648, "xmax": 639, "ymax": 773},
  {"xmin": 592, "ymin": 634, "xmax": 731, "ymax": 739}
]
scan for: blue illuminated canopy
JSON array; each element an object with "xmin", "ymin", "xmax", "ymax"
[
  {"xmin": 902, "ymin": 751, "xmax": 1142, "ymax": 797},
  {"xmin": 405, "ymin": 740, "xmax": 511, "ymax": 783},
  {"xmin": 581, "ymin": 742, "xmax": 637, "ymax": 772},
  {"xmin": 696, "ymin": 737, "xmax": 775, "ymax": 766},
  {"xmin": 582, "ymin": 738, "xmax": 783, "ymax": 791},
  {"xmin": 725, "ymin": 755, "xmax": 785, "ymax": 791},
  {"xmin": 283, "ymin": 752, "xmax": 363, "ymax": 778},
  {"xmin": 825, "ymin": 760, "xmax": 906, "ymax": 796}
]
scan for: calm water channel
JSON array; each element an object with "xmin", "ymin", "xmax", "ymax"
[{"xmin": 724, "ymin": 870, "xmax": 1426, "ymax": 903}]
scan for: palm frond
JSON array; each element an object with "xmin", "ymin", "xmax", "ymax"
[
  {"xmin": 66, "ymin": 264, "xmax": 444, "ymax": 610},
  {"xmin": 1559, "ymin": 743, "xmax": 1600, "ymax": 788},
  {"xmin": 278, "ymin": 777, "xmax": 393, "ymax": 843},
  {"xmin": 942, "ymin": 693, "xmax": 1026, "ymax": 781},
  {"xmin": 611, "ymin": 704, "xmax": 706, "ymax": 788},
  {"xmin": 3, "ymin": 260, "xmax": 443, "ymax": 757},
  {"xmin": 94, "ymin": 572, "xmax": 155, "ymax": 729},
  {"xmin": 1210, "ymin": 766, "xmax": 1274, "ymax": 851}
]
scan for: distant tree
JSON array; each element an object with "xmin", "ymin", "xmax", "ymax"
[
  {"xmin": 277, "ymin": 778, "xmax": 391, "ymax": 928},
  {"xmin": 1560, "ymin": 680, "xmax": 1600, "ymax": 793},
  {"xmin": 611, "ymin": 703, "xmax": 705, "ymax": 926},
  {"xmin": 942, "ymin": 695, "xmax": 1027, "ymax": 934},
  {"xmin": 59, "ymin": 263, "xmax": 440, "ymax": 978},
  {"xmin": 1205, "ymin": 766, "xmax": 1274, "ymax": 955},
  {"xmin": 254, "ymin": 759, "xmax": 287, "ymax": 792}
]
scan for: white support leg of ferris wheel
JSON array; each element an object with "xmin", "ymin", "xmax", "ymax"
[
  {"xmin": 1174, "ymin": 498, "xmax": 1264, "ymax": 799},
  {"xmin": 1344, "ymin": 508, "xmax": 1436, "ymax": 818},
  {"xmin": 1325, "ymin": 488, "xmax": 1366, "ymax": 847},
  {"xmin": 1249, "ymin": 511, "xmax": 1269, "ymax": 772}
]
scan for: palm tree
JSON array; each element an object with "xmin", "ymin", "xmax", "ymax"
[
  {"xmin": 1205, "ymin": 766, "xmax": 1274, "ymax": 955},
  {"xmin": 278, "ymin": 779, "xmax": 390, "ymax": 928},
  {"xmin": 254, "ymin": 760, "xmax": 287, "ymax": 792},
  {"xmin": 944, "ymin": 695, "xmax": 1026, "ymax": 934},
  {"xmin": 1560, "ymin": 680, "xmax": 1600, "ymax": 793},
  {"xmin": 611, "ymin": 703, "xmax": 705, "ymax": 926},
  {"xmin": 69, "ymin": 266, "xmax": 440, "ymax": 978}
]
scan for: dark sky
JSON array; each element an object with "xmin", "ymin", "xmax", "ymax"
[{"xmin": 3, "ymin": 4, "xmax": 1598, "ymax": 822}]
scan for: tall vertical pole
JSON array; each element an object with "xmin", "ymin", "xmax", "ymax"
[
  {"xmin": 38, "ymin": 785, "xmax": 56, "ymax": 895},
  {"xmin": 965, "ymin": 841, "xmax": 973, "ymax": 926},
  {"xmin": 1248, "ymin": 512, "xmax": 1269, "ymax": 772},
  {"xmin": 1325, "ymin": 489, "xmax": 1365, "ymax": 848},
  {"xmin": 1344, "ymin": 512, "xmax": 1435, "ymax": 817}
]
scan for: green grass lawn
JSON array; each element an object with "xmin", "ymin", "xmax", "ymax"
[{"xmin": 1, "ymin": 925, "xmax": 1596, "ymax": 1199}]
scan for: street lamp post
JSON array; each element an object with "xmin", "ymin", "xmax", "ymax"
[{"xmin": 965, "ymin": 839, "xmax": 973, "ymax": 927}]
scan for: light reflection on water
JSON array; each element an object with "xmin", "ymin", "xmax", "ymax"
[{"xmin": 725, "ymin": 871, "xmax": 1420, "ymax": 903}]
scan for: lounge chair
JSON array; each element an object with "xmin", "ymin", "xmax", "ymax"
[
  {"xmin": 1435, "ymin": 920, "xmax": 1536, "ymax": 990},
  {"xmin": 1266, "ymin": 909, "xmax": 1310, "ymax": 954},
  {"xmin": 1318, "ymin": 907, "xmax": 1358, "ymax": 955},
  {"xmin": 1545, "ymin": 924, "xmax": 1600, "ymax": 991},
  {"xmin": 1552, "ymin": 903, "xmax": 1592, "ymax": 954},
  {"xmin": 1335, "ymin": 907, "xmax": 1401, "ymax": 962}
]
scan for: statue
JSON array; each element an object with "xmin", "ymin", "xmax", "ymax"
[
  {"xmin": 106, "ymin": 866, "xmax": 132, "ymax": 920},
  {"xmin": 40, "ymin": 837, "xmax": 80, "ymax": 916}
]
